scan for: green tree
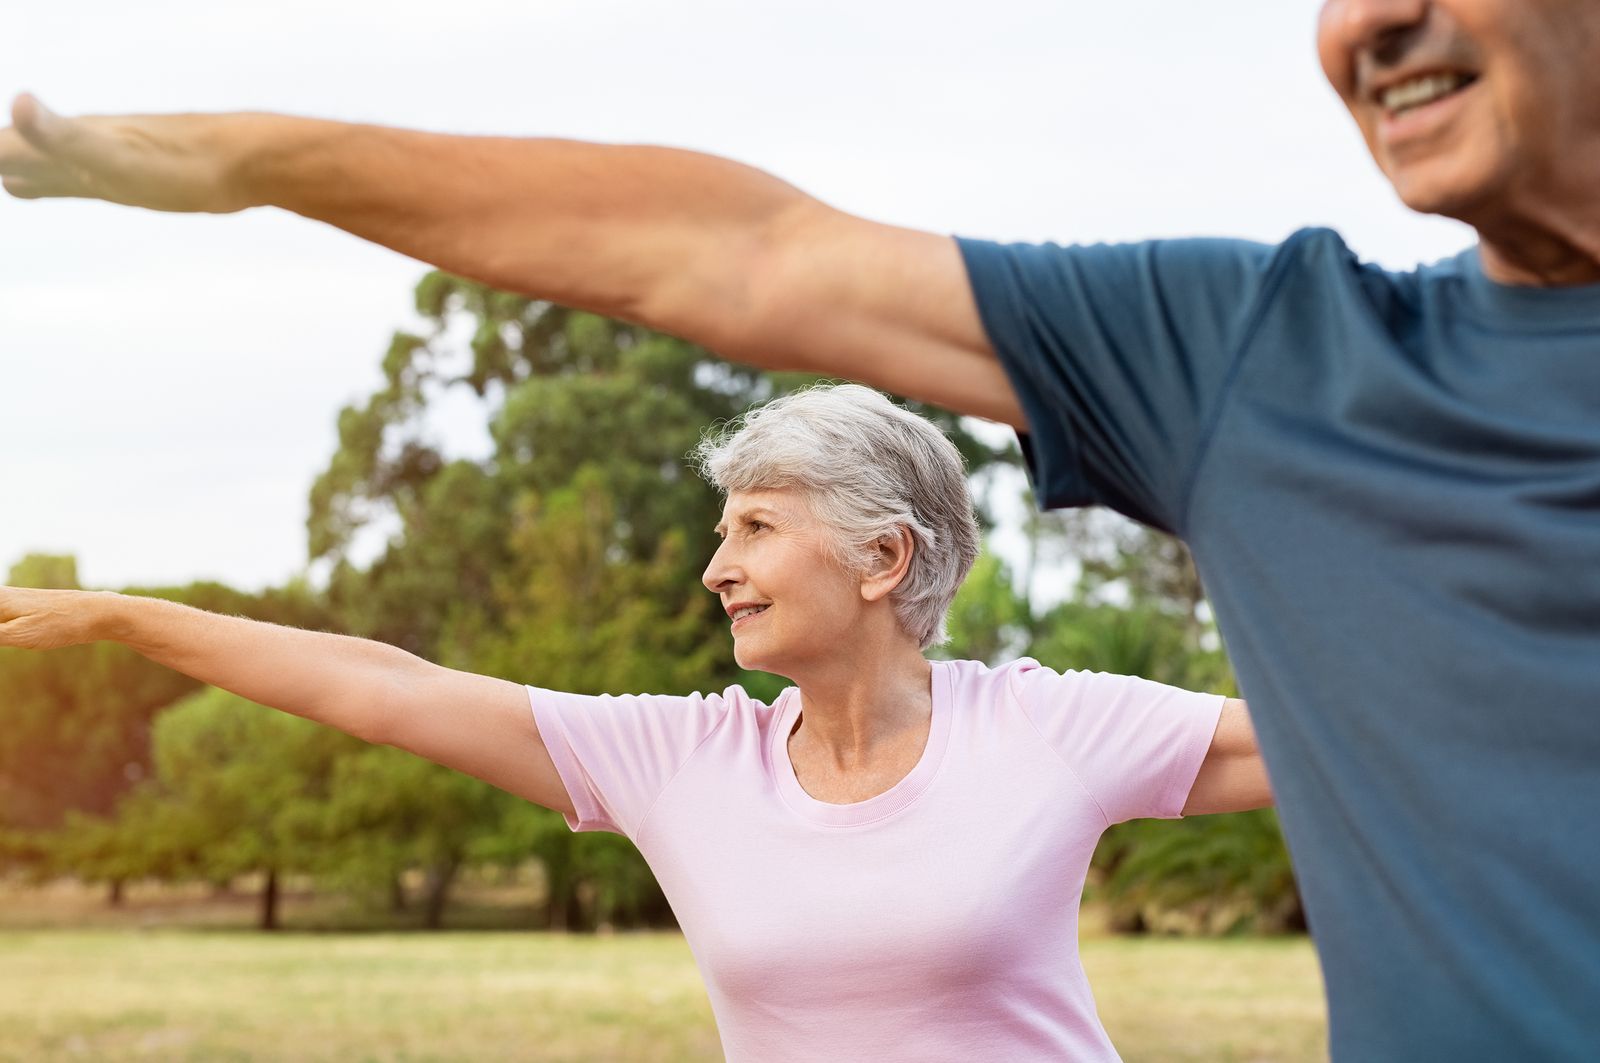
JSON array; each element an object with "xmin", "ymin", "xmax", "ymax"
[
  {"xmin": 1024, "ymin": 507, "xmax": 1209, "ymax": 646},
  {"xmin": 936, "ymin": 549, "xmax": 1029, "ymax": 664},
  {"xmin": 1020, "ymin": 516, "xmax": 1301, "ymax": 935},
  {"xmin": 312, "ymin": 745, "xmax": 511, "ymax": 930},
  {"xmin": 307, "ymin": 277, "xmax": 1007, "ymax": 660},
  {"xmin": 8, "ymin": 553, "xmax": 81, "ymax": 591},
  {"xmin": 0, "ymin": 573, "xmax": 330, "ymax": 838},
  {"xmin": 302, "ymin": 275, "xmax": 1014, "ymax": 927},
  {"xmin": 119, "ymin": 686, "xmax": 360, "ymax": 930}
]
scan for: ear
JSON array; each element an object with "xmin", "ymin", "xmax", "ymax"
[{"xmin": 859, "ymin": 526, "xmax": 915, "ymax": 603}]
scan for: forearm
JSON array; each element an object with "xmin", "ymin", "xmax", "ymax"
[
  {"xmin": 230, "ymin": 115, "xmax": 813, "ymax": 348},
  {"xmin": 96, "ymin": 592, "xmax": 420, "ymax": 744}
]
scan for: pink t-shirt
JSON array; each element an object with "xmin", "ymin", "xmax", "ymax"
[{"xmin": 527, "ymin": 657, "xmax": 1223, "ymax": 1062}]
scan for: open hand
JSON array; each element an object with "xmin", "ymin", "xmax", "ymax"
[
  {"xmin": 0, "ymin": 586, "xmax": 108, "ymax": 651},
  {"xmin": 0, "ymin": 93, "xmax": 253, "ymax": 213}
]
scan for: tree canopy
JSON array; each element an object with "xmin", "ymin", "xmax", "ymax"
[{"xmin": 3, "ymin": 273, "xmax": 1297, "ymax": 933}]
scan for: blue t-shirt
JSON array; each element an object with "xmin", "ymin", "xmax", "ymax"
[{"xmin": 959, "ymin": 228, "xmax": 1600, "ymax": 1061}]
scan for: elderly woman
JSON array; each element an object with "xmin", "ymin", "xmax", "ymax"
[{"xmin": 0, "ymin": 383, "xmax": 1271, "ymax": 1062}]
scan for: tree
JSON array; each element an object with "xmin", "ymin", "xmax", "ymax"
[
  {"xmin": 0, "ymin": 571, "xmax": 330, "ymax": 837},
  {"xmin": 312, "ymin": 745, "xmax": 511, "ymax": 930},
  {"xmin": 307, "ymin": 276, "xmax": 1008, "ymax": 661},
  {"xmin": 935, "ymin": 550, "xmax": 1030, "ymax": 664},
  {"xmin": 301, "ymin": 275, "xmax": 1014, "ymax": 927},
  {"xmin": 118, "ymin": 686, "xmax": 361, "ymax": 930},
  {"xmin": 1020, "ymin": 520, "xmax": 1301, "ymax": 935},
  {"xmin": 7, "ymin": 554, "xmax": 80, "ymax": 591}
]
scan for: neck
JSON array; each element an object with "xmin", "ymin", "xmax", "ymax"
[
  {"xmin": 788, "ymin": 640, "xmax": 931, "ymax": 767},
  {"xmin": 1463, "ymin": 179, "xmax": 1600, "ymax": 287},
  {"xmin": 1477, "ymin": 229, "xmax": 1600, "ymax": 286}
]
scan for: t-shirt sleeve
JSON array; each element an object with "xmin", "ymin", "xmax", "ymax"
[
  {"xmin": 956, "ymin": 235, "xmax": 1282, "ymax": 534},
  {"xmin": 1009, "ymin": 659, "xmax": 1224, "ymax": 824},
  {"xmin": 526, "ymin": 686, "xmax": 731, "ymax": 838}
]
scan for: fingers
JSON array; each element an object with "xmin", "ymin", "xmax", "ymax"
[
  {"xmin": 0, "ymin": 588, "xmax": 91, "ymax": 651},
  {"xmin": 0, "ymin": 617, "xmax": 53, "ymax": 652},
  {"xmin": 2, "ymin": 98, "xmax": 240, "ymax": 212},
  {"xmin": 1, "ymin": 94, "xmax": 77, "ymax": 200},
  {"xmin": 4, "ymin": 93, "xmax": 69, "ymax": 166},
  {"xmin": 0, "ymin": 588, "xmax": 38, "ymax": 647},
  {"xmin": 0, "ymin": 97, "xmax": 43, "ymax": 172},
  {"xmin": 3, "ymin": 173, "xmax": 89, "ymax": 200},
  {"xmin": 11, "ymin": 93, "xmax": 56, "ymax": 152},
  {"xmin": 3, "ymin": 94, "xmax": 128, "ymax": 202},
  {"xmin": 0, "ymin": 586, "xmax": 28, "ymax": 624}
]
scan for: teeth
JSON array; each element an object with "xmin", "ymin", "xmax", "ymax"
[
  {"xmin": 1381, "ymin": 73, "xmax": 1470, "ymax": 114},
  {"xmin": 732, "ymin": 606, "xmax": 768, "ymax": 621}
]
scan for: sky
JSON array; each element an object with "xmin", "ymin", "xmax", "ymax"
[{"xmin": 0, "ymin": 0, "xmax": 1473, "ymax": 592}]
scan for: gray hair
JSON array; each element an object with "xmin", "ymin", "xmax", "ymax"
[{"xmin": 693, "ymin": 383, "xmax": 980, "ymax": 649}]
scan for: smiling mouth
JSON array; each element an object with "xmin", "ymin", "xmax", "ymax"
[
  {"xmin": 730, "ymin": 605, "xmax": 770, "ymax": 624},
  {"xmin": 1377, "ymin": 71, "xmax": 1478, "ymax": 117}
]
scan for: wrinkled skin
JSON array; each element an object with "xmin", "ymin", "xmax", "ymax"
[{"xmin": 1317, "ymin": 0, "xmax": 1600, "ymax": 283}]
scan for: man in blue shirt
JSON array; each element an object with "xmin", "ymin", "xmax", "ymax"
[{"xmin": 3, "ymin": 0, "xmax": 1597, "ymax": 1057}]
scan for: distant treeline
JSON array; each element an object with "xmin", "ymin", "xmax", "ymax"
[{"xmin": 0, "ymin": 277, "xmax": 1301, "ymax": 934}]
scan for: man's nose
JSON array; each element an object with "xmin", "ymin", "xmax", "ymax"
[{"xmin": 1327, "ymin": 0, "xmax": 1429, "ymax": 62}]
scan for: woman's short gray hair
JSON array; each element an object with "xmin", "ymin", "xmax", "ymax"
[{"xmin": 693, "ymin": 383, "xmax": 980, "ymax": 649}]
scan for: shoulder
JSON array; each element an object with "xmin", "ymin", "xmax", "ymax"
[
  {"xmin": 958, "ymin": 232, "xmax": 1290, "ymax": 284},
  {"xmin": 1273, "ymin": 226, "xmax": 1417, "ymax": 296},
  {"xmin": 935, "ymin": 655, "xmax": 1062, "ymax": 713},
  {"xmin": 528, "ymin": 682, "xmax": 766, "ymax": 744}
]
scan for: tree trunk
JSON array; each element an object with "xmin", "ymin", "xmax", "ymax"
[
  {"xmin": 546, "ymin": 882, "xmax": 569, "ymax": 931},
  {"xmin": 421, "ymin": 859, "xmax": 459, "ymax": 930},
  {"xmin": 389, "ymin": 874, "xmax": 408, "ymax": 914},
  {"xmin": 107, "ymin": 878, "xmax": 125, "ymax": 907},
  {"xmin": 259, "ymin": 868, "xmax": 280, "ymax": 931}
]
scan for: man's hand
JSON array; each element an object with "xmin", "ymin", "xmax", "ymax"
[
  {"xmin": 2, "ymin": 95, "xmax": 1024, "ymax": 426},
  {"xmin": 0, "ymin": 93, "xmax": 252, "ymax": 212},
  {"xmin": 0, "ymin": 586, "xmax": 111, "ymax": 651}
]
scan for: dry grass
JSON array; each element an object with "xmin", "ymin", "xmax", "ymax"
[
  {"xmin": 1086, "ymin": 937, "xmax": 1328, "ymax": 1063},
  {"xmin": 0, "ymin": 880, "xmax": 1327, "ymax": 1062}
]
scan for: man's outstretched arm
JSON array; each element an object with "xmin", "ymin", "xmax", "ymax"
[{"xmin": 0, "ymin": 94, "xmax": 1024, "ymax": 427}]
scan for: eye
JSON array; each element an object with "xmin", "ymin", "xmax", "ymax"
[{"xmin": 749, "ymin": 520, "xmax": 769, "ymax": 532}]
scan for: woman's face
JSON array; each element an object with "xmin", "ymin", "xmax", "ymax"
[{"xmin": 701, "ymin": 487, "xmax": 865, "ymax": 675}]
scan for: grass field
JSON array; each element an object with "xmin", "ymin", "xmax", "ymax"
[
  {"xmin": 0, "ymin": 881, "xmax": 1328, "ymax": 1061},
  {"xmin": 0, "ymin": 931, "xmax": 1327, "ymax": 1062}
]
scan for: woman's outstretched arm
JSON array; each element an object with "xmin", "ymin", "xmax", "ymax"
[
  {"xmin": 0, "ymin": 586, "xmax": 573, "ymax": 814},
  {"xmin": 1182, "ymin": 699, "xmax": 1274, "ymax": 816}
]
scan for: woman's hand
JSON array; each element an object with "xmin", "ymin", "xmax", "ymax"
[
  {"xmin": 0, "ymin": 586, "xmax": 111, "ymax": 651},
  {"xmin": 0, "ymin": 93, "xmax": 254, "ymax": 212},
  {"xmin": 0, "ymin": 586, "xmax": 572, "ymax": 812}
]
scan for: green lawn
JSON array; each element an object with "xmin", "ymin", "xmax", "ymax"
[{"xmin": 0, "ymin": 929, "xmax": 1326, "ymax": 1062}]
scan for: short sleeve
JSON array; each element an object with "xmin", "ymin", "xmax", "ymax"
[
  {"xmin": 956, "ymin": 235, "xmax": 1283, "ymax": 534},
  {"xmin": 1009, "ymin": 659, "xmax": 1224, "ymax": 824},
  {"xmin": 527, "ymin": 687, "xmax": 732, "ymax": 838}
]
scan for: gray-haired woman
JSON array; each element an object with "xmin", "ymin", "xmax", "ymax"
[{"xmin": 0, "ymin": 383, "xmax": 1271, "ymax": 1062}]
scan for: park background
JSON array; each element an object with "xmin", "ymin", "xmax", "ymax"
[{"xmin": 1, "ymin": 1, "xmax": 1472, "ymax": 1059}]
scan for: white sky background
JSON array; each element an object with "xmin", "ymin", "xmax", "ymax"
[{"xmin": 0, "ymin": 0, "xmax": 1472, "ymax": 592}]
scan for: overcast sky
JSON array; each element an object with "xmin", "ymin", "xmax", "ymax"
[{"xmin": 0, "ymin": 0, "xmax": 1473, "ymax": 591}]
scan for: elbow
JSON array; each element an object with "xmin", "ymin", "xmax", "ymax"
[
  {"xmin": 336, "ymin": 649, "xmax": 424, "ymax": 748},
  {"xmin": 317, "ymin": 688, "xmax": 395, "ymax": 748},
  {"xmin": 632, "ymin": 197, "xmax": 826, "ymax": 371}
]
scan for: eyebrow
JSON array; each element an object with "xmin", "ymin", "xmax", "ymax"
[{"xmin": 713, "ymin": 507, "xmax": 779, "ymax": 537}]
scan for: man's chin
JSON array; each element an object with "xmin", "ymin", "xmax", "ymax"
[{"xmin": 1383, "ymin": 154, "xmax": 1505, "ymax": 224}]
